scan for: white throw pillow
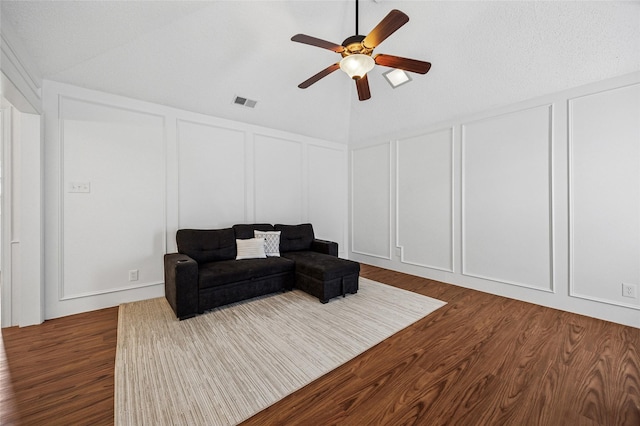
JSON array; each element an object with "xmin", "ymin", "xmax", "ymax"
[
  {"xmin": 254, "ymin": 230, "xmax": 281, "ymax": 257},
  {"xmin": 236, "ymin": 238, "xmax": 266, "ymax": 260}
]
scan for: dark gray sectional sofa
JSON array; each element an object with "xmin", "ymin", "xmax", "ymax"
[{"xmin": 164, "ymin": 223, "xmax": 360, "ymax": 320}]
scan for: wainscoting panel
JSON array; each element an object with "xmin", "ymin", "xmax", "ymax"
[
  {"xmin": 397, "ymin": 128, "xmax": 454, "ymax": 271},
  {"xmin": 569, "ymin": 83, "xmax": 640, "ymax": 308},
  {"xmin": 253, "ymin": 134, "xmax": 303, "ymax": 224},
  {"xmin": 351, "ymin": 143, "xmax": 391, "ymax": 259},
  {"xmin": 177, "ymin": 120, "xmax": 246, "ymax": 229},
  {"xmin": 60, "ymin": 96, "xmax": 166, "ymax": 299},
  {"xmin": 308, "ymin": 144, "xmax": 347, "ymax": 254},
  {"xmin": 462, "ymin": 105, "xmax": 553, "ymax": 291}
]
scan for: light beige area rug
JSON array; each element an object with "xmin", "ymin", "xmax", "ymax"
[{"xmin": 115, "ymin": 278, "xmax": 446, "ymax": 425}]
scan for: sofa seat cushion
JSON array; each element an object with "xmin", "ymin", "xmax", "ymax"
[
  {"xmin": 282, "ymin": 251, "xmax": 359, "ymax": 281},
  {"xmin": 198, "ymin": 257, "xmax": 294, "ymax": 289}
]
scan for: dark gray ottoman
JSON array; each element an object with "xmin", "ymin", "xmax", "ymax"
[{"xmin": 282, "ymin": 251, "xmax": 360, "ymax": 303}]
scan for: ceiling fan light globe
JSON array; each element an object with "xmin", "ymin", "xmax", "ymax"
[{"xmin": 339, "ymin": 54, "xmax": 375, "ymax": 80}]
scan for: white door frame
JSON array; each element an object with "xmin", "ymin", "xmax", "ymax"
[{"xmin": 1, "ymin": 105, "xmax": 13, "ymax": 327}]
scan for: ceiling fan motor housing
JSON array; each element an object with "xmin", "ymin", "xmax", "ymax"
[{"xmin": 341, "ymin": 35, "xmax": 374, "ymax": 57}]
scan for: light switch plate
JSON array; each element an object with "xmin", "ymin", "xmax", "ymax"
[{"xmin": 69, "ymin": 182, "xmax": 91, "ymax": 193}]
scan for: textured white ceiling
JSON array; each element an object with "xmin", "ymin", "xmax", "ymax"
[{"xmin": 2, "ymin": 1, "xmax": 639, "ymax": 144}]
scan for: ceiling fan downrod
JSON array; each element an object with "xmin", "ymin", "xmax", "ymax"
[
  {"xmin": 341, "ymin": 0, "xmax": 371, "ymax": 58},
  {"xmin": 355, "ymin": 0, "xmax": 359, "ymax": 35}
]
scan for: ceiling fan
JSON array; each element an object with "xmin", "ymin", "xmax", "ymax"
[{"xmin": 291, "ymin": 0, "xmax": 431, "ymax": 101}]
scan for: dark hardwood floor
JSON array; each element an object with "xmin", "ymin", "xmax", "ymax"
[
  {"xmin": 1, "ymin": 264, "xmax": 638, "ymax": 425},
  {"xmin": 1, "ymin": 306, "xmax": 117, "ymax": 425}
]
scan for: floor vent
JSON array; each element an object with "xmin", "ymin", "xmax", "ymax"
[{"xmin": 233, "ymin": 96, "xmax": 257, "ymax": 108}]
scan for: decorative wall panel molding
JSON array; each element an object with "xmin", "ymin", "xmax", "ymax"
[
  {"xmin": 396, "ymin": 128, "xmax": 454, "ymax": 271},
  {"xmin": 351, "ymin": 143, "xmax": 392, "ymax": 259},
  {"xmin": 461, "ymin": 105, "xmax": 554, "ymax": 292},
  {"xmin": 177, "ymin": 119, "xmax": 246, "ymax": 229},
  {"xmin": 568, "ymin": 83, "xmax": 640, "ymax": 309},
  {"xmin": 308, "ymin": 143, "xmax": 347, "ymax": 253},
  {"xmin": 59, "ymin": 95, "xmax": 166, "ymax": 300},
  {"xmin": 253, "ymin": 134, "xmax": 303, "ymax": 224}
]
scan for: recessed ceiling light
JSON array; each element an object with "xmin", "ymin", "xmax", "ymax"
[{"xmin": 383, "ymin": 69, "xmax": 412, "ymax": 88}]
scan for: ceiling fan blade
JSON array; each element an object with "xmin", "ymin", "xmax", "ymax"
[
  {"xmin": 374, "ymin": 54, "xmax": 432, "ymax": 74},
  {"xmin": 362, "ymin": 9, "xmax": 409, "ymax": 49},
  {"xmin": 356, "ymin": 75, "xmax": 371, "ymax": 101},
  {"xmin": 291, "ymin": 34, "xmax": 345, "ymax": 53},
  {"xmin": 298, "ymin": 63, "xmax": 341, "ymax": 89}
]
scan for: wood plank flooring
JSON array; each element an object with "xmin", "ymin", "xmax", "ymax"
[
  {"xmin": 244, "ymin": 265, "xmax": 640, "ymax": 425},
  {"xmin": 1, "ymin": 306, "xmax": 117, "ymax": 425},
  {"xmin": 1, "ymin": 264, "xmax": 639, "ymax": 425}
]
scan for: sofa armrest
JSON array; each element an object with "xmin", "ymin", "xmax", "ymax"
[
  {"xmin": 311, "ymin": 239, "xmax": 338, "ymax": 257},
  {"xmin": 164, "ymin": 253, "xmax": 199, "ymax": 320}
]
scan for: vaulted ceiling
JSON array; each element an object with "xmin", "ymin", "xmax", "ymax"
[{"xmin": 2, "ymin": 1, "xmax": 639, "ymax": 144}]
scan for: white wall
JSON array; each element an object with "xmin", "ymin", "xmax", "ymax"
[
  {"xmin": 43, "ymin": 81, "xmax": 348, "ymax": 320},
  {"xmin": 397, "ymin": 128, "xmax": 454, "ymax": 272},
  {"xmin": 462, "ymin": 105, "xmax": 553, "ymax": 292},
  {"xmin": 350, "ymin": 72, "xmax": 640, "ymax": 328},
  {"xmin": 351, "ymin": 143, "xmax": 391, "ymax": 259},
  {"xmin": 569, "ymin": 82, "xmax": 640, "ymax": 309}
]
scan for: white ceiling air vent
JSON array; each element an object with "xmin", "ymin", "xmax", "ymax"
[{"xmin": 233, "ymin": 96, "xmax": 257, "ymax": 108}]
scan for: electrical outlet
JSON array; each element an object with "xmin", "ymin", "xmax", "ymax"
[
  {"xmin": 622, "ymin": 283, "xmax": 637, "ymax": 299},
  {"xmin": 129, "ymin": 269, "xmax": 139, "ymax": 282}
]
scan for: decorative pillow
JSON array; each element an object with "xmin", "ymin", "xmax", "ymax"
[
  {"xmin": 254, "ymin": 230, "xmax": 281, "ymax": 257},
  {"xmin": 236, "ymin": 238, "xmax": 266, "ymax": 260}
]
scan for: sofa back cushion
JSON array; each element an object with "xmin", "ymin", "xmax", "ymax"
[
  {"xmin": 176, "ymin": 228, "xmax": 236, "ymax": 264},
  {"xmin": 275, "ymin": 223, "xmax": 314, "ymax": 252},
  {"xmin": 232, "ymin": 223, "xmax": 275, "ymax": 239}
]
